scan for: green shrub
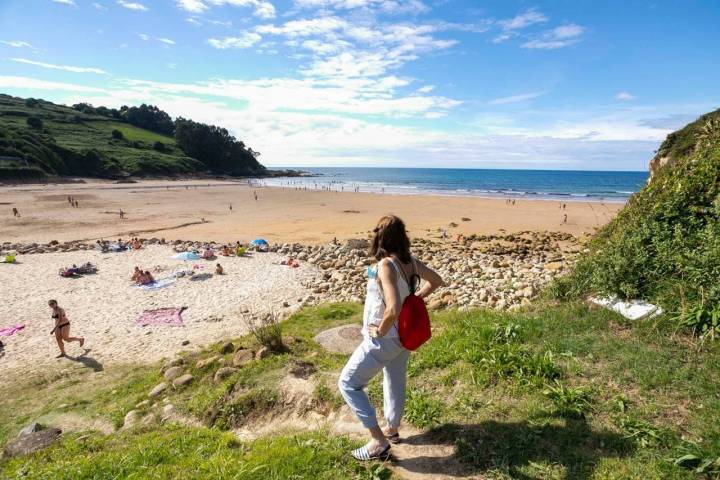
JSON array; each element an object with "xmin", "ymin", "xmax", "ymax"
[
  {"xmin": 111, "ymin": 128, "xmax": 124, "ymax": 139},
  {"xmin": 543, "ymin": 380, "xmax": 592, "ymax": 418},
  {"xmin": 404, "ymin": 389, "xmax": 444, "ymax": 428},
  {"xmin": 565, "ymin": 108, "xmax": 720, "ymax": 334},
  {"xmin": 26, "ymin": 116, "xmax": 43, "ymax": 129}
]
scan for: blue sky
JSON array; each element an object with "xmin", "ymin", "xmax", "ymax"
[{"xmin": 1, "ymin": 0, "xmax": 719, "ymax": 170}]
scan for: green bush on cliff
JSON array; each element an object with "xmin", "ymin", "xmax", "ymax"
[{"xmin": 558, "ymin": 109, "xmax": 720, "ymax": 324}]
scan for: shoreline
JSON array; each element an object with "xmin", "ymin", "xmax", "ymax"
[{"xmin": 1, "ymin": 179, "xmax": 623, "ymax": 245}]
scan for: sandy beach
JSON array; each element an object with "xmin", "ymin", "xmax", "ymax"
[
  {"xmin": 1, "ymin": 179, "xmax": 622, "ymax": 245},
  {"xmin": 0, "ymin": 179, "xmax": 621, "ymax": 386},
  {"xmin": 0, "ymin": 245, "xmax": 317, "ymax": 384}
]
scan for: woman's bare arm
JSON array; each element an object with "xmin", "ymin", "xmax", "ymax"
[{"xmin": 415, "ymin": 260, "xmax": 445, "ymax": 300}]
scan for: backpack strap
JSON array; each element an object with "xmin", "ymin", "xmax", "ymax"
[{"xmin": 388, "ymin": 256, "xmax": 419, "ymax": 294}]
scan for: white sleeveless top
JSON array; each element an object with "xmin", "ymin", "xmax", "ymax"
[{"xmin": 362, "ymin": 257, "xmax": 413, "ymax": 339}]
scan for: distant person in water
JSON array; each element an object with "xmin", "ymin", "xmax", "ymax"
[
  {"xmin": 12, "ymin": 207, "xmax": 19, "ymax": 217},
  {"xmin": 338, "ymin": 215, "xmax": 444, "ymax": 461},
  {"xmin": 49, "ymin": 300, "xmax": 84, "ymax": 358}
]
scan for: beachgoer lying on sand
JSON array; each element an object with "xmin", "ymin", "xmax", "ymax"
[
  {"xmin": 215, "ymin": 263, "xmax": 224, "ymax": 275},
  {"xmin": 131, "ymin": 266, "xmax": 142, "ymax": 282},
  {"xmin": 281, "ymin": 258, "xmax": 300, "ymax": 268},
  {"xmin": 49, "ymin": 299, "xmax": 84, "ymax": 358},
  {"xmin": 338, "ymin": 215, "xmax": 444, "ymax": 461}
]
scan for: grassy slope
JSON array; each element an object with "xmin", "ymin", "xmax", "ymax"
[
  {"xmin": 0, "ymin": 94, "xmax": 203, "ymax": 177},
  {"xmin": 557, "ymin": 109, "xmax": 720, "ymax": 319},
  {"xmin": 2, "ymin": 302, "xmax": 719, "ymax": 479}
]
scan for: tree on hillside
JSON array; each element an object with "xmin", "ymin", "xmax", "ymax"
[
  {"xmin": 121, "ymin": 104, "xmax": 174, "ymax": 136},
  {"xmin": 174, "ymin": 118, "xmax": 265, "ymax": 175},
  {"xmin": 26, "ymin": 117, "xmax": 43, "ymax": 129}
]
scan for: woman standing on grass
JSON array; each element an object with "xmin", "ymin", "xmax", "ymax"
[
  {"xmin": 49, "ymin": 300, "xmax": 84, "ymax": 358},
  {"xmin": 338, "ymin": 215, "xmax": 444, "ymax": 461}
]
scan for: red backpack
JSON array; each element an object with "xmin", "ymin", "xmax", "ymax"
[{"xmin": 393, "ymin": 259, "xmax": 431, "ymax": 351}]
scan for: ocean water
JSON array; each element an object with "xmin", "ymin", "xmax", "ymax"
[{"xmin": 261, "ymin": 167, "xmax": 648, "ymax": 202}]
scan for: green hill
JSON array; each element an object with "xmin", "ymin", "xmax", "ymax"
[
  {"xmin": 0, "ymin": 94, "xmax": 266, "ymax": 180},
  {"xmin": 556, "ymin": 108, "xmax": 720, "ymax": 337}
]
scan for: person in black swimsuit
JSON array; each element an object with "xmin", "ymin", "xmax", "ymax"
[{"xmin": 49, "ymin": 300, "xmax": 84, "ymax": 358}]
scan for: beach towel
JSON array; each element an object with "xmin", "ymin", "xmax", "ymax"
[
  {"xmin": 0, "ymin": 325, "xmax": 25, "ymax": 336},
  {"xmin": 136, "ymin": 307, "xmax": 186, "ymax": 327},
  {"xmin": 189, "ymin": 273, "xmax": 213, "ymax": 281},
  {"xmin": 138, "ymin": 277, "xmax": 176, "ymax": 290},
  {"xmin": 591, "ymin": 297, "xmax": 664, "ymax": 321}
]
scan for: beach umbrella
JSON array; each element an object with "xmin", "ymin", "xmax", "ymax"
[
  {"xmin": 173, "ymin": 251, "xmax": 201, "ymax": 261},
  {"xmin": 251, "ymin": 239, "xmax": 268, "ymax": 246}
]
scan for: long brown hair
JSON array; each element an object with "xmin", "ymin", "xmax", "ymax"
[{"xmin": 369, "ymin": 215, "xmax": 412, "ymax": 264}]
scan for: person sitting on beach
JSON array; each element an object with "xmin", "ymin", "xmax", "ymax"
[
  {"xmin": 215, "ymin": 263, "xmax": 224, "ymax": 275},
  {"xmin": 49, "ymin": 299, "xmax": 84, "ymax": 358},
  {"xmin": 139, "ymin": 271, "xmax": 155, "ymax": 285},
  {"xmin": 131, "ymin": 266, "xmax": 142, "ymax": 282},
  {"xmin": 202, "ymin": 248, "xmax": 215, "ymax": 260},
  {"xmin": 132, "ymin": 238, "xmax": 142, "ymax": 250},
  {"xmin": 338, "ymin": 215, "xmax": 444, "ymax": 461}
]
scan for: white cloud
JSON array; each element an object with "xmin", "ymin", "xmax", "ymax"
[
  {"xmin": 498, "ymin": 8, "xmax": 548, "ymax": 31},
  {"xmin": 158, "ymin": 38, "xmax": 176, "ymax": 45},
  {"xmin": 0, "ymin": 75, "xmax": 104, "ymax": 92},
  {"xmin": 138, "ymin": 33, "xmax": 150, "ymax": 40},
  {"xmin": 10, "ymin": 58, "xmax": 109, "ymax": 75},
  {"xmin": 51, "ymin": 0, "xmax": 76, "ymax": 5},
  {"xmin": 1, "ymin": 40, "xmax": 35, "ymax": 49},
  {"xmin": 117, "ymin": 0, "xmax": 148, "ymax": 11},
  {"xmin": 293, "ymin": 0, "xmax": 428, "ymax": 14},
  {"xmin": 522, "ymin": 23, "xmax": 584, "ymax": 50},
  {"xmin": 488, "ymin": 91, "xmax": 548, "ymax": 105},
  {"xmin": 175, "ymin": 0, "xmax": 276, "ymax": 19},
  {"xmin": 208, "ymin": 32, "xmax": 262, "ymax": 49},
  {"xmin": 176, "ymin": 0, "xmax": 207, "ymax": 13},
  {"xmin": 92, "ymin": 2, "xmax": 107, "ymax": 10},
  {"xmin": 492, "ymin": 8, "xmax": 547, "ymax": 43},
  {"xmin": 615, "ymin": 91, "xmax": 636, "ymax": 101}
]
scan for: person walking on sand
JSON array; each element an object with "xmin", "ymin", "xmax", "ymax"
[
  {"xmin": 119, "ymin": 209, "xmax": 124, "ymax": 219},
  {"xmin": 338, "ymin": 215, "xmax": 444, "ymax": 461},
  {"xmin": 48, "ymin": 299, "xmax": 84, "ymax": 358},
  {"xmin": 253, "ymin": 191, "xmax": 258, "ymax": 201},
  {"xmin": 563, "ymin": 214, "xmax": 568, "ymax": 224},
  {"xmin": 12, "ymin": 207, "xmax": 19, "ymax": 217},
  {"xmin": 229, "ymin": 203, "xmax": 233, "ymax": 213}
]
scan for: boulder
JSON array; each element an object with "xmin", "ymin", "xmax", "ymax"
[
  {"xmin": 3, "ymin": 428, "xmax": 61, "ymax": 458},
  {"xmin": 196, "ymin": 356, "xmax": 219, "ymax": 369},
  {"xmin": 232, "ymin": 349, "xmax": 254, "ymax": 367},
  {"xmin": 214, "ymin": 367, "xmax": 239, "ymax": 383},
  {"xmin": 288, "ymin": 360, "xmax": 317, "ymax": 379},
  {"xmin": 313, "ymin": 324, "xmax": 362, "ymax": 355},
  {"xmin": 172, "ymin": 374, "xmax": 194, "ymax": 388},
  {"xmin": 122, "ymin": 410, "xmax": 141, "ymax": 429},
  {"xmin": 149, "ymin": 382, "xmax": 168, "ymax": 398},
  {"xmin": 163, "ymin": 366, "xmax": 184, "ymax": 381}
]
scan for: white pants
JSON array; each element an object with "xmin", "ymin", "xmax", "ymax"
[{"xmin": 338, "ymin": 336, "xmax": 410, "ymax": 429}]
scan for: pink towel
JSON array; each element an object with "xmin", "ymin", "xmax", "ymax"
[
  {"xmin": 136, "ymin": 308, "xmax": 185, "ymax": 327},
  {"xmin": 0, "ymin": 325, "xmax": 25, "ymax": 336}
]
